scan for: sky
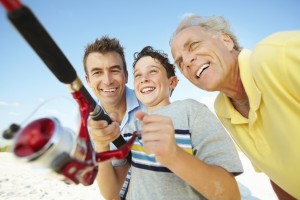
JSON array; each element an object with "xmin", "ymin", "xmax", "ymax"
[{"xmin": 1, "ymin": 0, "xmax": 299, "ymax": 142}]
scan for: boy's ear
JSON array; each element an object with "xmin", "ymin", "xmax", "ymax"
[
  {"xmin": 169, "ymin": 76, "xmax": 179, "ymax": 96},
  {"xmin": 170, "ymin": 76, "xmax": 179, "ymax": 89}
]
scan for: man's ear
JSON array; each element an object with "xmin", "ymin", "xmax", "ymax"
[
  {"xmin": 85, "ymin": 75, "xmax": 91, "ymax": 87},
  {"xmin": 124, "ymin": 70, "xmax": 129, "ymax": 84},
  {"xmin": 221, "ymin": 33, "xmax": 235, "ymax": 51}
]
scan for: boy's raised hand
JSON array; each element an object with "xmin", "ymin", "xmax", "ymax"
[{"xmin": 135, "ymin": 111, "xmax": 179, "ymax": 167}]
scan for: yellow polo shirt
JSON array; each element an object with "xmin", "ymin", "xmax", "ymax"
[{"xmin": 215, "ymin": 31, "xmax": 300, "ymax": 198}]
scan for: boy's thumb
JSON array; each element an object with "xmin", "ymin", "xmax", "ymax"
[{"xmin": 135, "ymin": 110, "xmax": 147, "ymax": 121}]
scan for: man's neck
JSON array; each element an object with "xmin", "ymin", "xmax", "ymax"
[
  {"xmin": 104, "ymin": 101, "xmax": 126, "ymax": 125},
  {"xmin": 230, "ymin": 96, "xmax": 250, "ymax": 118},
  {"xmin": 227, "ymin": 79, "xmax": 249, "ymax": 118},
  {"xmin": 223, "ymin": 61, "xmax": 250, "ymax": 118}
]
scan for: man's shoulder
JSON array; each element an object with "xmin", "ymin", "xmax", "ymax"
[{"xmin": 259, "ymin": 31, "xmax": 300, "ymax": 45}]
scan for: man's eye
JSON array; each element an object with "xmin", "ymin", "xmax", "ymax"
[
  {"xmin": 92, "ymin": 71, "xmax": 100, "ymax": 76},
  {"xmin": 176, "ymin": 61, "xmax": 183, "ymax": 71},
  {"xmin": 190, "ymin": 42, "xmax": 199, "ymax": 51},
  {"xmin": 134, "ymin": 74, "xmax": 141, "ymax": 79},
  {"xmin": 111, "ymin": 69, "xmax": 120, "ymax": 73}
]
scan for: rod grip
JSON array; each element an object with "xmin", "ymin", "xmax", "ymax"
[
  {"xmin": 90, "ymin": 105, "xmax": 127, "ymax": 149},
  {"xmin": 78, "ymin": 87, "xmax": 127, "ymax": 149}
]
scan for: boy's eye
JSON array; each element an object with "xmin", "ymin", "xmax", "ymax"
[{"xmin": 150, "ymin": 70, "xmax": 157, "ymax": 74}]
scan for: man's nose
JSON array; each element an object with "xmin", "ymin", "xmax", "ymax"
[
  {"xmin": 182, "ymin": 53, "xmax": 196, "ymax": 69},
  {"xmin": 102, "ymin": 73, "xmax": 113, "ymax": 84}
]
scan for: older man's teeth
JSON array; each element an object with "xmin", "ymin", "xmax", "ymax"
[
  {"xmin": 102, "ymin": 88, "xmax": 117, "ymax": 92},
  {"xmin": 196, "ymin": 64, "xmax": 210, "ymax": 77},
  {"xmin": 141, "ymin": 87, "xmax": 155, "ymax": 93}
]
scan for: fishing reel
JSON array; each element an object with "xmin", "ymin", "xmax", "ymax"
[
  {"xmin": 3, "ymin": 92, "xmax": 136, "ymax": 186},
  {"xmin": 10, "ymin": 116, "xmax": 137, "ymax": 186}
]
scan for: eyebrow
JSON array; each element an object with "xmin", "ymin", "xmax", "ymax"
[
  {"xmin": 133, "ymin": 65, "xmax": 160, "ymax": 74},
  {"xmin": 90, "ymin": 65, "xmax": 121, "ymax": 72},
  {"xmin": 110, "ymin": 65, "xmax": 122, "ymax": 70}
]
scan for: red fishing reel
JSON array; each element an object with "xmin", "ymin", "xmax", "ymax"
[
  {"xmin": 10, "ymin": 91, "xmax": 137, "ymax": 186},
  {"xmin": 12, "ymin": 117, "xmax": 137, "ymax": 186}
]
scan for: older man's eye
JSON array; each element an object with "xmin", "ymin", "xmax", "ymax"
[
  {"xmin": 177, "ymin": 61, "xmax": 183, "ymax": 71},
  {"xmin": 134, "ymin": 74, "xmax": 141, "ymax": 79},
  {"xmin": 174, "ymin": 59, "xmax": 182, "ymax": 70},
  {"xmin": 190, "ymin": 42, "xmax": 199, "ymax": 51}
]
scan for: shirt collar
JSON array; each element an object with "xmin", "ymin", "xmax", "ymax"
[
  {"xmin": 215, "ymin": 49, "xmax": 261, "ymax": 127},
  {"xmin": 125, "ymin": 86, "xmax": 142, "ymax": 112}
]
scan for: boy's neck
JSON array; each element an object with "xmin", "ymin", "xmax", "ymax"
[{"xmin": 146, "ymin": 98, "xmax": 171, "ymax": 112}]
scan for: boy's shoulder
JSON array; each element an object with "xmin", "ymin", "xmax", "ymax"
[{"xmin": 173, "ymin": 98, "xmax": 206, "ymax": 107}]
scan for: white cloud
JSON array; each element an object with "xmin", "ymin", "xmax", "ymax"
[
  {"xmin": 0, "ymin": 101, "xmax": 20, "ymax": 107},
  {"xmin": 179, "ymin": 12, "xmax": 195, "ymax": 20},
  {"xmin": 7, "ymin": 112, "xmax": 21, "ymax": 116}
]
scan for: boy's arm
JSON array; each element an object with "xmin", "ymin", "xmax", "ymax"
[
  {"xmin": 136, "ymin": 111, "xmax": 240, "ymax": 200},
  {"xmin": 167, "ymin": 146, "xmax": 240, "ymax": 200}
]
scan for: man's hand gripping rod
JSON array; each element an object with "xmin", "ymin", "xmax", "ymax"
[{"xmin": 0, "ymin": 0, "xmax": 136, "ymax": 185}]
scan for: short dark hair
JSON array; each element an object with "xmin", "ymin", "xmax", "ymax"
[
  {"xmin": 83, "ymin": 35, "xmax": 127, "ymax": 75},
  {"xmin": 133, "ymin": 46, "xmax": 176, "ymax": 78}
]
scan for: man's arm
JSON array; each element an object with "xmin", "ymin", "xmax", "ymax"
[
  {"xmin": 88, "ymin": 118, "xmax": 129, "ymax": 199},
  {"xmin": 96, "ymin": 152, "xmax": 130, "ymax": 199},
  {"xmin": 270, "ymin": 180, "xmax": 296, "ymax": 200}
]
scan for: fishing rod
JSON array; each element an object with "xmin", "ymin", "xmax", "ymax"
[{"xmin": 0, "ymin": 0, "xmax": 136, "ymax": 185}]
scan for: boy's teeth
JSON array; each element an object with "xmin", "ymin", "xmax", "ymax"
[{"xmin": 142, "ymin": 87, "xmax": 154, "ymax": 93}]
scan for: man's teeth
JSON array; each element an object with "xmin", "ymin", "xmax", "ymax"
[
  {"xmin": 141, "ymin": 87, "xmax": 155, "ymax": 93},
  {"xmin": 102, "ymin": 88, "xmax": 117, "ymax": 92},
  {"xmin": 196, "ymin": 64, "xmax": 209, "ymax": 77}
]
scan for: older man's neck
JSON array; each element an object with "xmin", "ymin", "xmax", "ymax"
[{"xmin": 227, "ymin": 83, "xmax": 250, "ymax": 118}]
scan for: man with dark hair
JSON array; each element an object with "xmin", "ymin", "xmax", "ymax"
[{"xmin": 83, "ymin": 35, "xmax": 145, "ymax": 199}]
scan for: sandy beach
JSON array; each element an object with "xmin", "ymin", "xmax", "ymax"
[
  {"xmin": 0, "ymin": 151, "xmax": 277, "ymax": 200},
  {"xmin": 0, "ymin": 152, "xmax": 104, "ymax": 200}
]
